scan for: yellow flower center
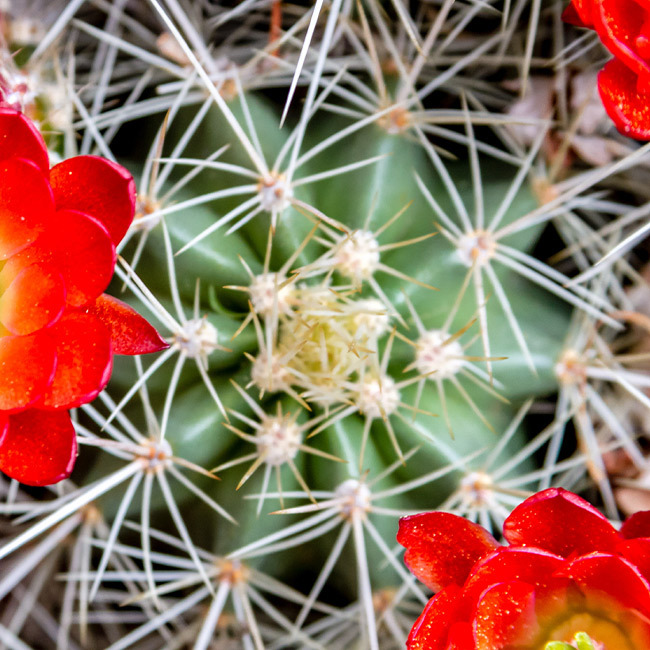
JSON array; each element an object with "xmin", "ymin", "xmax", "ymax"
[{"xmin": 542, "ymin": 615, "xmax": 632, "ymax": 650}]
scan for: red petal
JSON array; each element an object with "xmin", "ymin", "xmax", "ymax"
[
  {"xmin": 621, "ymin": 511, "xmax": 650, "ymax": 539},
  {"xmin": 598, "ymin": 59, "xmax": 650, "ymax": 140},
  {"xmin": 562, "ymin": 4, "xmax": 587, "ymax": 27},
  {"xmin": 398, "ymin": 512, "xmax": 499, "ymax": 592},
  {"xmin": 40, "ymin": 312, "xmax": 113, "ymax": 410},
  {"xmin": 45, "ymin": 209, "xmax": 116, "ymax": 307},
  {"xmin": 562, "ymin": 0, "xmax": 594, "ymax": 27},
  {"xmin": 0, "ymin": 332, "xmax": 56, "ymax": 411},
  {"xmin": 473, "ymin": 581, "xmax": 539, "ymax": 650},
  {"xmin": 1, "ymin": 209, "xmax": 116, "ymax": 307},
  {"xmin": 0, "ymin": 409, "xmax": 76, "ymax": 486},
  {"xmin": 503, "ymin": 488, "xmax": 619, "ymax": 557},
  {"xmin": 88, "ymin": 294, "xmax": 169, "ymax": 355},
  {"xmin": 0, "ymin": 413, "xmax": 8, "ymax": 445},
  {"xmin": 559, "ymin": 552, "xmax": 650, "ymax": 618},
  {"xmin": 0, "ymin": 263, "xmax": 65, "ymax": 334},
  {"xmin": 407, "ymin": 586, "xmax": 462, "ymax": 650},
  {"xmin": 446, "ymin": 622, "xmax": 475, "ymax": 650},
  {"xmin": 594, "ymin": 0, "xmax": 650, "ymax": 81},
  {"xmin": 463, "ymin": 548, "xmax": 566, "ymax": 609},
  {"xmin": 0, "ymin": 158, "xmax": 54, "ymax": 259},
  {"xmin": 50, "ymin": 156, "xmax": 135, "ymax": 245},
  {"xmin": 0, "ymin": 107, "xmax": 49, "ymax": 172},
  {"xmin": 618, "ymin": 538, "xmax": 650, "ymax": 584}
]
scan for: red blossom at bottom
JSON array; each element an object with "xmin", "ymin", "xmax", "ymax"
[
  {"xmin": 0, "ymin": 106, "xmax": 168, "ymax": 487},
  {"xmin": 398, "ymin": 488, "xmax": 650, "ymax": 649}
]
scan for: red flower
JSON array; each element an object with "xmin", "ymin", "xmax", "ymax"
[
  {"xmin": 398, "ymin": 488, "xmax": 650, "ymax": 649},
  {"xmin": 563, "ymin": 0, "xmax": 650, "ymax": 139},
  {"xmin": 0, "ymin": 107, "xmax": 168, "ymax": 487}
]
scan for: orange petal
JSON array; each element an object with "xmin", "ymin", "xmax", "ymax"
[
  {"xmin": 0, "ymin": 332, "xmax": 56, "ymax": 411},
  {"xmin": 0, "ymin": 158, "xmax": 54, "ymax": 259},
  {"xmin": 50, "ymin": 156, "xmax": 135, "ymax": 245},
  {"xmin": 39, "ymin": 312, "xmax": 112, "ymax": 410},
  {"xmin": 0, "ymin": 107, "xmax": 49, "ymax": 172},
  {"xmin": 89, "ymin": 294, "xmax": 169, "ymax": 355},
  {"xmin": 0, "ymin": 409, "xmax": 76, "ymax": 485},
  {"xmin": 0, "ymin": 263, "xmax": 65, "ymax": 334},
  {"xmin": 598, "ymin": 58, "xmax": 650, "ymax": 140}
]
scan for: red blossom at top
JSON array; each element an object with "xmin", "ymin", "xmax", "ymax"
[
  {"xmin": 564, "ymin": 0, "xmax": 650, "ymax": 139},
  {"xmin": 0, "ymin": 107, "xmax": 168, "ymax": 487},
  {"xmin": 398, "ymin": 488, "xmax": 650, "ymax": 649}
]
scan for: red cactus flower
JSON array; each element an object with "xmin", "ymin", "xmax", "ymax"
[
  {"xmin": 563, "ymin": 0, "xmax": 650, "ymax": 139},
  {"xmin": 398, "ymin": 488, "xmax": 650, "ymax": 649},
  {"xmin": 0, "ymin": 107, "xmax": 168, "ymax": 487}
]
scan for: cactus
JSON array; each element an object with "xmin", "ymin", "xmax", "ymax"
[{"xmin": 1, "ymin": 1, "xmax": 650, "ymax": 648}]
